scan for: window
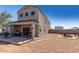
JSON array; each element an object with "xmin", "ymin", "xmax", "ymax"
[
  {"xmin": 25, "ymin": 12, "xmax": 28, "ymax": 16},
  {"xmin": 31, "ymin": 11, "xmax": 35, "ymax": 15},
  {"xmin": 19, "ymin": 14, "xmax": 23, "ymax": 17},
  {"xmin": 40, "ymin": 29, "xmax": 41, "ymax": 32},
  {"xmin": 44, "ymin": 29, "xmax": 45, "ymax": 32}
]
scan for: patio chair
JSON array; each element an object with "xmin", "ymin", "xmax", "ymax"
[
  {"xmin": 14, "ymin": 30, "xmax": 22, "ymax": 36},
  {"xmin": 3, "ymin": 32, "xmax": 10, "ymax": 38}
]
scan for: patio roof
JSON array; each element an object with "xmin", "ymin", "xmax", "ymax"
[
  {"xmin": 9, "ymin": 20, "xmax": 39, "ymax": 25},
  {"xmin": 10, "ymin": 19, "xmax": 38, "ymax": 23}
]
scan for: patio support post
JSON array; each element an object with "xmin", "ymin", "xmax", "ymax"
[{"xmin": 31, "ymin": 24, "xmax": 35, "ymax": 39}]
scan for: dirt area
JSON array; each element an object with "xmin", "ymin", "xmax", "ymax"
[{"xmin": 0, "ymin": 34, "xmax": 79, "ymax": 53}]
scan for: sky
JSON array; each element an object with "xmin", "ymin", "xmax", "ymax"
[{"xmin": 0, "ymin": 5, "xmax": 79, "ymax": 29}]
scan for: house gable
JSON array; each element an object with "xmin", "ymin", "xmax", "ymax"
[{"xmin": 17, "ymin": 6, "xmax": 39, "ymax": 21}]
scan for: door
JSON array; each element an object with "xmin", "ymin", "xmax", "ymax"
[{"xmin": 23, "ymin": 28, "xmax": 31, "ymax": 36}]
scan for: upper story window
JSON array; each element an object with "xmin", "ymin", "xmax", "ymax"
[
  {"xmin": 19, "ymin": 14, "xmax": 23, "ymax": 17},
  {"xmin": 31, "ymin": 11, "xmax": 35, "ymax": 15},
  {"xmin": 25, "ymin": 12, "xmax": 28, "ymax": 16},
  {"xmin": 40, "ymin": 29, "xmax": 41, "ymax": 32}
]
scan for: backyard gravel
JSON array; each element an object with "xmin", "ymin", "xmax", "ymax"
[{"xmin": 0, "ymin": 34, "xmax": 79, "ymax": 52}]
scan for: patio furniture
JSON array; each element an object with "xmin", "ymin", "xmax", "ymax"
[
  {"xmin": 0, "ymin": 32, "xmax": 3, "ymax": 36},
  {"xmin": 3, "ymin": 32, "xmax": 10, "ymax": 38},
  {"xmin": 14, "ymin": 30, "xmax": 22, "ymax": 36}
]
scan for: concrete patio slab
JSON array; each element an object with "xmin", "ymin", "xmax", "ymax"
[{"xmin": 0, "ymin": 36, "xmax": 32, "ymax": 45}]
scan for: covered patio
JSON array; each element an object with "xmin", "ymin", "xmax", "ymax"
[
  {"xmin": 0, "ymin": 20, "xmax": 39, "ymax": 44},
  {"xmin": 9, "ymin": 20, "xmax": 39, "ymax": 39}
]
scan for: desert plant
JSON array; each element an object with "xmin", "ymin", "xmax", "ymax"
[{"xmin": 0, "ymin": 11, "xmax": 12, "ymax": 30}]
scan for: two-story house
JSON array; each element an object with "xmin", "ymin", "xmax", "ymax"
[{"xmin": 9, "ymin": 5, "xmax": 50, "ymax": 38}]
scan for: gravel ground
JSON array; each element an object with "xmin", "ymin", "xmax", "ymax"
[{"xmin": 0, "ymin": 34, "xmax": 79, "ymax": 53}]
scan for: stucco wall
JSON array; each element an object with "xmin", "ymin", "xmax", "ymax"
[
  {"xmin": 10, "ymin": 6, "xmax": 50, "ymax": 37},
  {"xmin": 17, "ymin": 6, "xmax": 39, "ymax": 22},
  {"xmin": 38, "ymin": 10, "xmax": 50, "ymax": 36}
]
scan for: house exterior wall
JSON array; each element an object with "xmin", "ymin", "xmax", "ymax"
[
  {"xmin": 55, "ymin": 26, "xmax": 64, "ymax": 30},
  {"xmin": 17, "ymin": 6, "xmax": 50, "ymax": 37},
  {"xmin": 17, "ymin": 6, "xmax": 39, "ymax": 22},
  {"xmin": 38, "ymin": 10, "xmax": 50, "ymax": 36},
  {"xmin": 9, "ymin": 6, "xmax": 50, "ymax": 38}
]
